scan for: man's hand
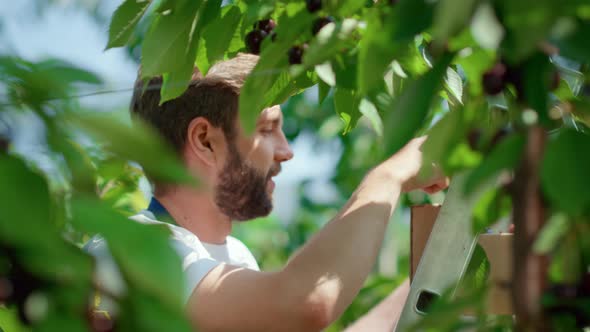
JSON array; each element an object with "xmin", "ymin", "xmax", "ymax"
[{"xmin": 376, "ymin": 136, "xmax": 449, "ymax": 194}]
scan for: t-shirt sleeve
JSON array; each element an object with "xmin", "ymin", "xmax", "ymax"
[
  {"xmin": 168, "ymin": 236, "xmax": 221, "ymax": 303},
  {"xmin": 85, "ymin": 230, "xmax": 222, "ymax": 306}
]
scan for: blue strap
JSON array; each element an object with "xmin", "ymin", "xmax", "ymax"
[{"xmin": 147, "ymin": 197, "xmax": 176, "ymax": 225}]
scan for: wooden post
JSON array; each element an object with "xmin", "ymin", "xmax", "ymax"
[{"xmin": 511, "ymin": 126, "xmax": 549, "ymax": 330}]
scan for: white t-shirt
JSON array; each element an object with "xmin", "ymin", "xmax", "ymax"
[{"xmin": 84, "ymin": 210, "xmax": 259, "ymax": 304}]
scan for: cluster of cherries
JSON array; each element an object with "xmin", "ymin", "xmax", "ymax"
[
  {"xmin": 245, "ymin": 0, "xmax": 334, "ymax": 65},
  {"xmin": 482, "ymin": 60, "xmax": 560, "ymax": 97},
  {"xmin": 475, "ymin": 55, "xmax": 561, "ymax": 151},
  {"xmin": 467, "ymin": 126, "xmax": 511, "ymax": 153}
]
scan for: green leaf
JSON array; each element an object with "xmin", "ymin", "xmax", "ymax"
[
  {"xmin": 159, "ymin": 61, "xmax": 194, "ymax": 104},
  {"xmin": 266, "ymin": 70, "xmax": 316, "ymax": 108},
  {"xmin": 56, "ymin": 138, "xmax": 97, "ymax": 192},
  {"xmin": 328, "ymin": 0, "xmax": 366, "ymax": 17},
  {"xmin": 549, "ymin": 230, "xmax": 582, "ymax": 284},
  {"xmin": 64, "ymin": 112, "xmax": 195, "ymax": 186},
  {"xmin": 156, "ymin": 0, "xmax": 188, "ymax": 13},
  {"xmin": 421, "ymin": 109, "xmax": 464, "ymax": 175},
  {"xmin": 432, "ymin": 0, "xmax": 478, "ymax": 45},
  {"xmin": 472, "ymin": 188, "xmax": 512, "ymax": 234},
  {"xmin": 358, "ymin": 0, "xmax": 435, "ymax": 94},
  {"xmin": 554, "ymin": 20, "xmax": 590, "ymax": 63},
  {"xmin": 464, "ymin": 133, "xmax": 525, "ymax": 194},
  {"xmin": 242, "ymin": 0, "xmax": 275, "ymax": 29},
  {"xmin": 0, "ymin": 307, "xmax": 29, "ymax": 332},
  {"xmin": 470, "ymin": 2, "xmax": 504, "ymax": 50},
  {"xmin": 141, "ymin": 0, "xmax": 202, "ymax": 78},
  {"xmin": 541, "ymin": 129, "xmax": 590, "ymax": 215},
  {"xmin": 71, "ymin": 197, "xmax": 186, "ymax": 310},
  {"xmin": 570, "ymin": 98, "xmax": 590, "ymax": 128},
  {"xmin": 389, "ymin": 0, "xmax": 435, "ymax": 44},
  {"xmin": 359, "ymin": 98, "xmax": 383, "ymax": 137},
  {"xmin": 499, "ymin": 0, "xmax": 564, "ymax": 62},
  {"xmin": 334, "ymin": 52, "xmax": 358, "ymax": 90},
  {"xmin": 0, "ymin": 155, "xmax": 52, "ymax": 248},
  {"xmin": 239, "ymin": 7, "xmax": 315, "ymax": 133},
  {"xmin": 444, "ymin": 67, "xmax": 463, "ymax": 106},
  {"xmin": 303, "ymin": 19, "xmax": 358, "ymax": 68},
  {"xmin": 456, "ymin": 47, "xmax": 495, "ymax": 96},
  {"xmin": 357, "ymin": 8, "xmax": 391, "ymax": 95},
  {"xmin": 35, "ymin": 314, "xmax": 88, "ymax": 332},
  {"xmin": 334, "ymin": 88, "xmax": 361, "ymax": 135},
  {"xmin": 382, "ymin": 52, "xmax": 454, "ymax": 156},
  {"xmin": 193, "ymin": 0, "xmax": 223, "ymax": 37},
  {"xmin": 522, "ymin": 52, "xmax": 552, "ymax": 125},
  {"xmin": 533, "ymin": 213, "xmax": 570, "ymax": 254},
  {"xmin": 462, "ymin": 244, "xmax": 490, "ymax": 291},
  {"xmin": 318, "ymin": 80, "xmax": 331, "ymax": 104},
  {"xmin": 445, "ymin": 142, "xmax": 482, "ymax": 171},
  {"xmin": 0, "ymin": 57, "xmax": 101, "ymax": 107},
  {"xmin": 123, "ymin": 290, "xmax": 192, "ymax": 332},
  {"xmin": 316, "ymin": 62, "xmax": 336, "ymax": 87},
  {"xmin": 106, "ymin": 0, "xmax": 152, "ymax": 49},
  {"xmin": 159, "ymin": 0, "xmax": 222, "ymax": 103},
  {"xmin": 0, "ymin": 155, "xmax": 93, "ymax": 284},
  {"xmin": 37, "ymin": 59, "xmax": 103, "ymax": 85},
  {"xmin": 197, "ymin": 5, "xmax": 243, "ymax": 75}
]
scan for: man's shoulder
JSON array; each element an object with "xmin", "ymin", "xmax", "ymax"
[
  {"xmin": 225, "ymin": 236, "xmax": 260, "ymax": 271},
  {"xmin": 131, "ymin": 211, "xmax": 213, "ymax": 254},
  {"xmin": 225, "ymin": 235, "xmax": 250, "ymax": 252}
]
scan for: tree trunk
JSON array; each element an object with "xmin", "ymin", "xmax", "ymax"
[{"xmin": 511, "ymin": 125, "xmax": 549, "ymax": 331}]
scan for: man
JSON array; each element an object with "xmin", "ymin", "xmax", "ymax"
[{"xmin": 87, "ymin": 53, "xmax": 448, "ymax": 331}]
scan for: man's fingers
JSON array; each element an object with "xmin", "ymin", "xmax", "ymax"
[
  {"xmin": 441, "ymin": 176, "xmax": 450, "ymax": 188},
  {"xmin": 421, "ymin": 177, "xmax": 450, "ymax": 194}
]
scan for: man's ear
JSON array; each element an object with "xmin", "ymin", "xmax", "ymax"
[{"xmin": 186, "ymin": 117, "xmax": 222, "ymax": 167}]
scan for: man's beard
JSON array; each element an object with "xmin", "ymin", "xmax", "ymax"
[{"xmin": 214, "ymin": 143, "xmax": 279, "ymax": 221}]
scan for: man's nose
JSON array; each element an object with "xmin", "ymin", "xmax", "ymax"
[{"xmin": 275, "ymin": 131, "xmax": 294, "ymax": 162}]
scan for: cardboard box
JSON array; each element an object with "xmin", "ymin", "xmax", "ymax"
[{"xmin": 410, "ymin": 205, "xmax": 513, "ymax": 314}]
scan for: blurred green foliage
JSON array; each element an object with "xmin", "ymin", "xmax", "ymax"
[{"xmin": 1, "ymin": 0, "xmax": 590, "ymax": 330}]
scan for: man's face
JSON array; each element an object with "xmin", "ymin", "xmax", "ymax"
[{"xmin": 214, "ymin": 106, "xmax": 293, "ymax": 221}]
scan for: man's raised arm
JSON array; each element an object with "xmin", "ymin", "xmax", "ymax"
[{"xmin": 187, "ymin": 137, "xmax": 446, "ymax": 331}]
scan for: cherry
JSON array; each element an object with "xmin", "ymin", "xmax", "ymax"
[
  {"xmin": 245, "ymin": 29, "xmax": 268, "ymax": 55},
  {"xmin": 467, "ymin": 129, "xmax": 482, "ymax": 151},
  {"xmin": 0, "ymin": 277, "xmax": 13, "ymax": 302},
  {"xmin": 312, "ymin": 17, "xmax": 334, "ymax": 35},
  {"xmin": 87, "ymin": 310, "xmax": 116, "ymax": 332},
  {"xmin": 505, "ymin": 64, "xmax": 525, "ymax": 99},
  {"xmin": 0, "ymin": 136, "xmax": 9, "ymax": 153},
  {"xmin": 482, "ymin": 63, "xmax": 507, "ymax": 95},
  {"xmin": 306, "ymin": 0, "xmax": 322, "ymax": 13},
  {"xmin": 288, "ymin": 45, "xmax": 307, "ymax": 65},
  {"xmin": 578, "ymin": 272, "xmax": 590, "ymax": 296},
  {"xmin": 550, "ymin": 70, "xmax": 560, "ymax": 91},
  {"xmin": 256, "ymin": 19, "xmax": 276, "ymax": 34},
  {"xmin": 490, "ymin": 127, "xmax": 510, "ymax": 149}
]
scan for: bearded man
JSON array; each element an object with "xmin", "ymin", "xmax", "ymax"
[{"xmin": 86, "ymin": 53, "xmax": 448, "ymax": 331}]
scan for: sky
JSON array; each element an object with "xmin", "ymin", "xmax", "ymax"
[{"xmin": 0, "ymin": 0, "xmax": 342, "ymax": 223}]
